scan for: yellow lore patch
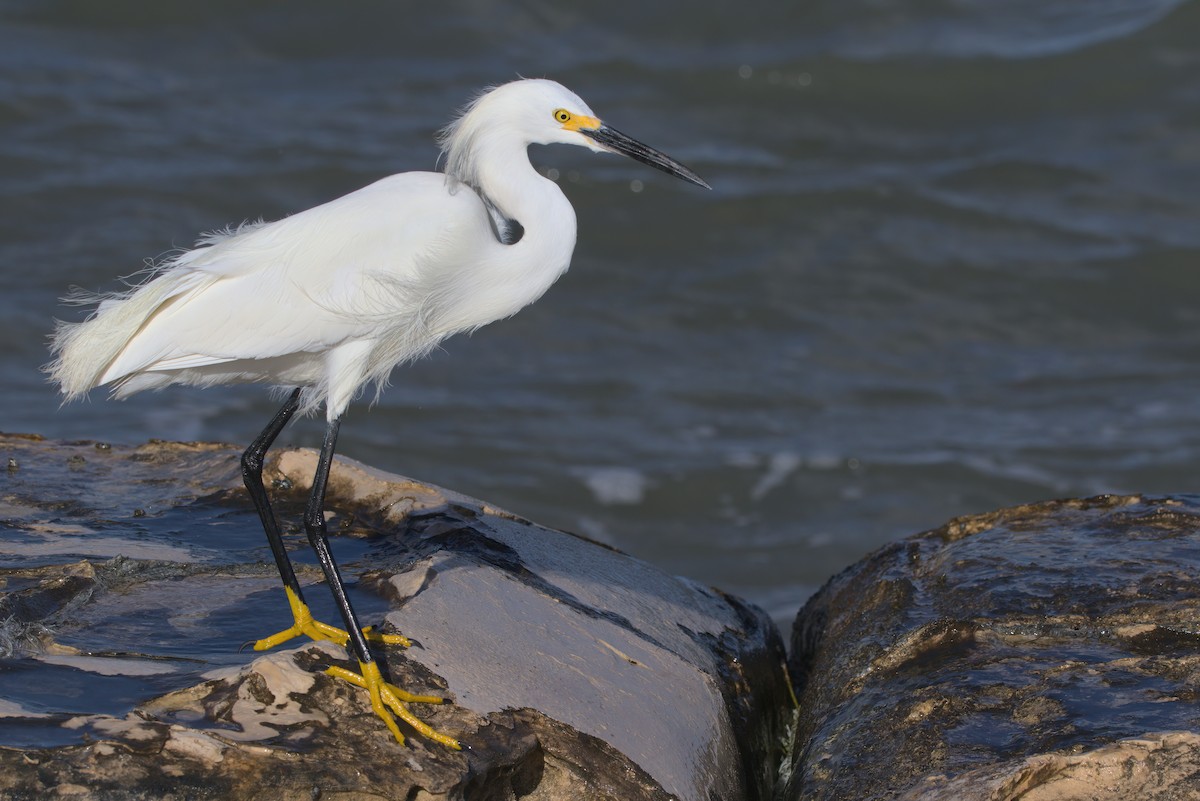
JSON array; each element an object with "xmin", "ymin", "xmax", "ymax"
[{"xmin": 555, "ymin": 109, "xmax": 601, "ymax": 132}]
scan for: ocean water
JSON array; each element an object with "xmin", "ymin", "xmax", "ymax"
[{"xmin": 2, "ymin": 0, "xmax": 1199, "ymax": 627}]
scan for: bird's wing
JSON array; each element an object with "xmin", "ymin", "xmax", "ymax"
[{"xmin": 97, "ymin": 172, "xmax": 496, "ymax": 380}]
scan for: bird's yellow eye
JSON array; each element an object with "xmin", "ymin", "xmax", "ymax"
[{"xmin": 554, "ymin": 109, "xmax": 572, "ymax": 124}]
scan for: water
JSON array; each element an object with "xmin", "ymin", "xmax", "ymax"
[{"xmin": 2, "ymin": 1, "xmax": 1199, "ymax": 628}]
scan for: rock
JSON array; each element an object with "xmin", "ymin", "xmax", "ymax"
[
  {"xmin": 0, "ymin": 433, "xmax": 791, "ymax": 800},
  {"xmin": 785, "ymin": 494, "xmax": 1200, "ymax": 801},
  {"xmin": 900, "ymin": 731, "xmax": 1200, "ymax": 801}
]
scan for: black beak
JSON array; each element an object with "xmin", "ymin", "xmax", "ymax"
[{"xmin": 581, "ymin": 124, "xmax": 711, "ymax": 190}]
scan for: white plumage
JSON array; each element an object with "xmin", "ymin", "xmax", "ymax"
[
  {"xmin": 45, "ymin": 78, "xmax": 708, "ymax": 748},
  {"xmin": 50, "ymin": 80, "xmax": 623, "ymax": 418}
]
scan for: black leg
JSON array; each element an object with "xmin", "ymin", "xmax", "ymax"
[
  {"xmin": 246, "ymin": 393, "xmax": 410, "ymax": 652},
  {"xmin": 241, "ymin": 388, "xmax": 306, "ymax": 605},
  {"xmin": 285, "ymin": 409, "xmax": 460, "ymax": 749},
  {"xmin": 303, "ymin": 414, "xmax": 373, "ymax": 664}
]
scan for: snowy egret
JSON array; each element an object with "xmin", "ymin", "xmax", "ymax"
[{"xmin": 46, "ymin": 78, "xmax": 709, "ymax": 748}]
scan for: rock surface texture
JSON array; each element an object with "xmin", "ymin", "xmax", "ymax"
[
  {"xmin": 0, "ymin": 433, "xmax": 791, "ymax": 801},
  {"xmin": 786, "ymin": 494, "xmax": 1200, "ymax": 801}
]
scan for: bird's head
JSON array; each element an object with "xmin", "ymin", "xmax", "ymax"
[{"xmin": 439, "ymin": 79, "xmax": 710, "ymax": 190}]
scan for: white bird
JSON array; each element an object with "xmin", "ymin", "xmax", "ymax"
[{"xmin": 46, "ymin": 78, "xmax": 709, "ymax": 748}]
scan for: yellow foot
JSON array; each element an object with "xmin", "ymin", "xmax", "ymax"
[
  {"xmin": 327, "ymin": 662, "xmax": 461, "ymax": 749},
  {"xmin": 253, "ymin": 586, "xmax": 411, "ymax": 651}
]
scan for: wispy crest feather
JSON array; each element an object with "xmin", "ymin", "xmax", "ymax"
[{"xmin": 436, "ymin": 84, "xmax": 501, "ymax": 191}]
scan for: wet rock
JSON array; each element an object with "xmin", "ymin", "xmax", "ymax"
[
  {"xmin": 785, "ymin": 494, "xmax": 1200, "ymax": 801},
  {"xmin": 0, "ymin": 433, "xmax": 790, "ymax": 800},
  {"xmin": 1, "ymin": 641, "xmax": 675, "ymax": 801}
]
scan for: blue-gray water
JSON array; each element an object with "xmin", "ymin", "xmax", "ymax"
[{"xmin": 2, "ymin": 1, "xmax": 1199, "ymax": 626}]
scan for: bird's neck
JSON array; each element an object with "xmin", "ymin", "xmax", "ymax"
[
  {"xmin": 433, "ymin": 142, "xmax": 578, "ymax": 334},
  {"xmin": 466, "ymin": 143, "xmax": 577, "ymax": 262},
  {"xmin": 468, "ymin": 144, "xmax": 555, "ymax": 228}
]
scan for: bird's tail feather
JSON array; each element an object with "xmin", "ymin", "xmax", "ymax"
[{"xmin": 45, "ymin": 273, "xmax": 202, "ymax": 400}]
